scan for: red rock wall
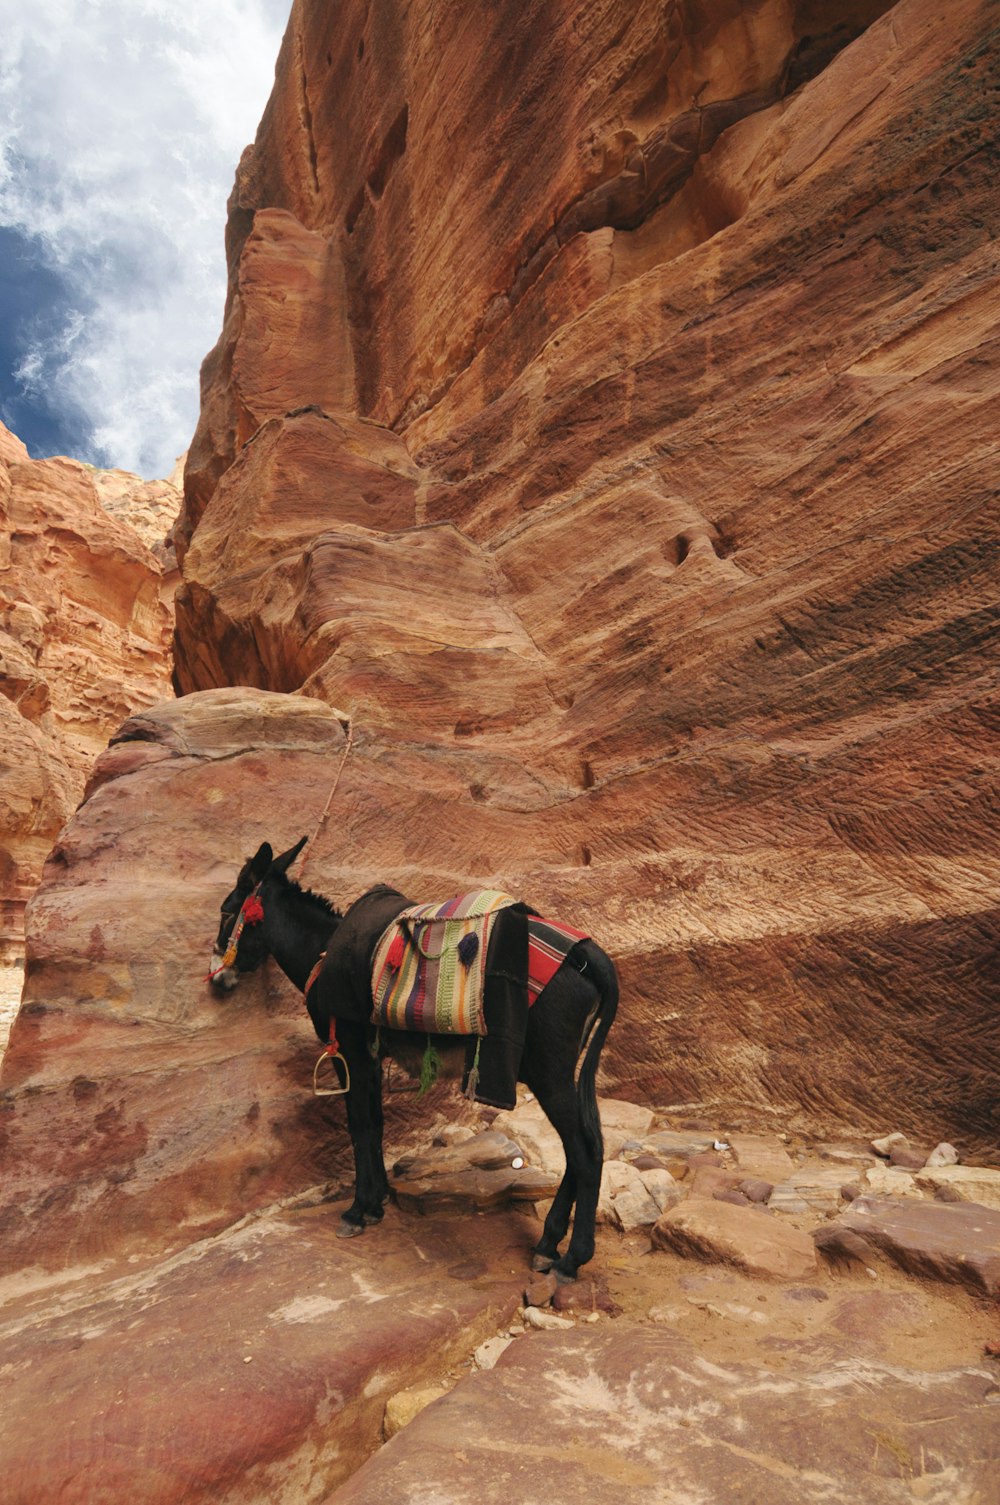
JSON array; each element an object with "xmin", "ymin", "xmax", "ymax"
[
  {"xmin": 5, "ymin": 0, "xmax": 996, "ymax": 1277},
  {"xmin": 0, "ymin": 424, "xmax": 176, "ymax": 962},
  {"xmin": 171, "ymin": 0, "xmax": 999, "ymax": 1159}
]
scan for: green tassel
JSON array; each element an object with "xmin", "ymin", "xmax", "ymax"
[
  {"xmin": 418, "ymin": 1042, "xmax": 442, "ymax": 1096},
  {"xmin": 465, "ymin": 1036, "xmax": 482, "ymax": 1102}
]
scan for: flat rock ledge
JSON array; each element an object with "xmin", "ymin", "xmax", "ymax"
[
  {"xmin": 327, "ymin": 1326, "xmax": 999, "ymax": 1505},
  {"xmin": 651, "ymin": 1196, "xmax": 819, "ymax": 1281},
  {"xmin": 0, "ymin": 1202, "xmax": 528, "ymax": 1505},
  {"xmin": 815, "ymin": 1196, "xmax": 1000, "ymax": 1296}
]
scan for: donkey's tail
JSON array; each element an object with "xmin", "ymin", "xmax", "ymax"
[{"xmin": 576, "ymin": 944, "xmax": 620, "ymax": 1163}]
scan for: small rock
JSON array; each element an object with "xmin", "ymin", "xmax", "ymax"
[
  {"xmin": 474, "ymin": 1337, "xmax": 514, "ymax": 1370},
  {"xmin": 432, "ymin": 1126, "xmax": 475, "ymax": 1147},
  {"xmin": 599, "ymin": 1160, "xmax": 661, "ymax": 1230},
  {"xmin": 841, "ymin": 1183, "xmax": 862, "ymax": 1202},
  {"xmin": 739, "ymin": 1178, "xmax": 773, "ymax": 1204},
  {"xmin": 889, "ymin": 1144, "xmax": 927, "ymax": 1170},
  {"xmin": 552, "ymin": 1278, "xmax": 620, "ymax": 1316},
  {"xmin": 523, "ymin": 1307, "xmax": 574, "ymax": 1331},
  {"xmin": 728, "ymin": 1134, "xmax": 796, "ymax": 1184},
  {"xmin": 629, "ymin": 1154, "xmax": 668, "ymax": 1172},
  {"xmin": 862, "ymin": 1164, "xmax": 922, "ymax": 1200},
  {"xmin": 637, "ymin": 1167, "xmax": 681, "ymax": 1213},
  {"xmin": 933, "ymin": 1181, "xmax": 963, "ymax": 1203},
  {"xmin": 926, "ymin": 1142, "xmax": 960, "ymax": 1168},
  {"xmin": 689, "ymin": 1165, "xmax": 742, "ymax": 1198},
  {"xmin": 384, "ymin": 1383, "xmax": 450, "ymax": 1438},
  {"xmin": 647, "ymin": 1304, "xmax": 684, "ymax": 1323},
  {"xmin": 651, "ymin": 1197, "xmax": 819, "ymax": 1280},
  {"xmin": 686, "ymin": 1297, "xmax": 766, "ymax": 1324},
  {"xmin": 870, "ymin": 1132, "xmax": 908, "ymax": 1157},
  {"xmin": 688, "ymin": 1151, "xmax": 724, "ymax": 1171},
  {"xmin": 523, "ymin": 1273, "xmax": 557, "ymax": 1308},
  {"xmin": 714, "ymin": 1189, "xmax": 752, "ymax": 1208}
]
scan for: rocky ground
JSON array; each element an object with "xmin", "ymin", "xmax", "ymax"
[{"xmin": 1, "ymin": 1093, "xmax": 997, "ymax": 1503}]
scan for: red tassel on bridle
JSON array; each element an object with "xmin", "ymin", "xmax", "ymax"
[{"xmin": 242, "ymin": 895, "xmax": 264, "ymax": 926}]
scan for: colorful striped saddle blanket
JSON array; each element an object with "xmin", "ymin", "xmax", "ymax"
[
  {"xmin": 371, "ymin": 890, "xmax": 515, "ymax": 1034},
  {"xmin": 371, "ymin": 891, "xmax": 590, "ymax": 1035}
]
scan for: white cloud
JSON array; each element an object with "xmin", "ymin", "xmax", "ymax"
[{"xmin": 0, "ymin": 0, "xmax": 288, "ymax": 477}]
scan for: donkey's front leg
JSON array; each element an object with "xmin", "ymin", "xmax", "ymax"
[{"xmin": 338, "ymin": 1021, "xmax": 388, "ymax": 1237}]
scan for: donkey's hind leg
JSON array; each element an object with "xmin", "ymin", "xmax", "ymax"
[
  {"xmin": 532, "ymin": 1162, "xmax": 577, "ymax": 1272},
  {"xmin": 527, "ymin": 1071, "xmax": 602, "ymax": 1281},
  {"xmin": 523, "ymin": 965, "xmax": 606, "ymax": 1280}
]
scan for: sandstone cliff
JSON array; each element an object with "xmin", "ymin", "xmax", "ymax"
[
  {"xmin": 172, "ymin": 0, "xmax": 999, "ymax": 1155},
  {"xmin": 0, "ymin": 423, "xmax": 176, "ymax": 964},
  {"xmin": 2, "ymin": 0, "xmax": 998, "ymax": 1280}
]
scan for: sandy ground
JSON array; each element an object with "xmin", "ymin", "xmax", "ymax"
[{"xmin": 588, "ymin": 1222, "xmax": 996, "ymax": 1374}]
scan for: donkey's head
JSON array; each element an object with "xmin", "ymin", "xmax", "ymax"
[{"xmin": 208, "ymin": 836, "xmax": 307, "ymax": 989}]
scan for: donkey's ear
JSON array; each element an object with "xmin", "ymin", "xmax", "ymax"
[
  {"xmin": 271, "ymin": 835, "xmax": 308, "ymax": 875},
  {"xmin": 249, "ymin": 842, "xmax": 274, "ymax": 882}
]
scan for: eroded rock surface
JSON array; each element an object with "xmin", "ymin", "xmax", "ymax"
[
  {"xmin": 816, "ymin": 1195, "xmax": 1000, "ymax": 1296},
  {"xmin": 0, "ymin": 689, "xmax": 405, "ymax": 1273},
  {"xmin": 170, "ymin": 0, "xmax": 1000, "ymax": 1157},
  {"xmin": 0, "ymin": 1202, "xmax": 527, "ymax": 1505},
  {"xmin": 0, "ymin": 424, "xmax": 176, "ymax": 962},
  {"xmin": 328, "ymin": 1325, "xmax": 999, "ymax": 1505},
  {"xmin": 2, "ymin": 1109, "xmax": 998, "ymax": 1502}
]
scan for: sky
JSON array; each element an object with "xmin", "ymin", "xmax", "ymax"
[{"xmin": 0, "ymin": 0, "xmax": 289, "ymax": 479}]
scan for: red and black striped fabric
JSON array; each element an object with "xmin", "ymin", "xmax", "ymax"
[{"xmin": 527, "ymin": 914, "xmax": 589, "ymax": 1005}]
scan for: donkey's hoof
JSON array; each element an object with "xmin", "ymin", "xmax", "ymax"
[
  {"xmin": 531, "ymin": 1252, "xmax": 556, "ymax": 1273},
  {"xmin": 553, "ymin": 1265, "xmax": 577, "ymax": 1285},
  {"xmin": 337, "ymin": 1217, "xmax": 366, "ymax": 1239}
]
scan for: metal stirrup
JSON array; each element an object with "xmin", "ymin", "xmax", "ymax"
[{"xmin": 313, "ymin": 1048, "xmax": 351, "ymax": 1097}]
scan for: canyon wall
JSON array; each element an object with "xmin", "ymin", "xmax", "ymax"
[
  {"xmin": 0, "ymin": 424, "xmax": 176, "ymax": 965},
  {"xmin": 2, "ymin": 0, "xmax": 998, "ymax": 1273},
  {"xmin": 173, "ymin": 0, "xmax": 999, "ymax": 1155}
]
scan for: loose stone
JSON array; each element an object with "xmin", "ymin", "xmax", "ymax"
[{"xmin": 523, "ymin": 1307, "xmax": 574, "ymax": 1331}]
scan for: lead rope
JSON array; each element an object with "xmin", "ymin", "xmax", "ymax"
[
  {"xmin": 297, "ymin": 713, "xmax": 353, "ymax": 884},
  {"xmin": 299, "ymin": 713, "xmax": 353, "ymax": 1096}
]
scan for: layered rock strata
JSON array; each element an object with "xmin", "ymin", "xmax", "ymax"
[
  {"xmin": 0, "ymin": 689, "xmax": 477, "ymax": 1271},
  {"xmin": 169, "ymin": 0, "xmax": 999, "ymax": 1158},
  {"xmin": 1, "ymin": 692, "xmax": 340, "ymax": 1268},
  {"xmin": 0, "ymin": 424, "xmax": 176, "ymax": 964}
]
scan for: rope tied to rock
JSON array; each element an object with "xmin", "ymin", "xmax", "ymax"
[{"xmin": 296, "ymin": 713, "xmax": 353, "ymax": 884}]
